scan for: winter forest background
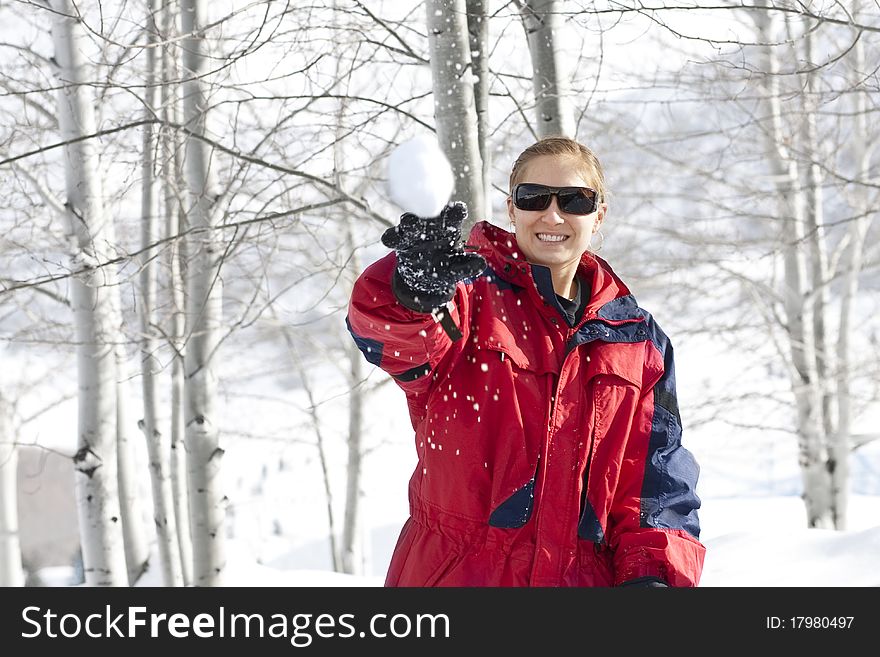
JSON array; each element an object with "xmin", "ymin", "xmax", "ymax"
[{"xmin": 1, "ymin": 0, "xmax": 878, "ymax": 587}]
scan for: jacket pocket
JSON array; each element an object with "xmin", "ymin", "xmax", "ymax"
[
  {"xmin": 584, "ymin": 339, "xmax": 646, "ymax": 389},
  {"xmin": 578, "ymin": 348, "xmax": 645, "ymax": 544},
  {"xmin": 483, "ymin": 337, "xmax": 557, "ymax": 376}
]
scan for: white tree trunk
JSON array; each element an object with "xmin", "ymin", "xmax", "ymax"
[
  {"xmin": 51, "ymin": 0, "xmax": 128, "ymax": 585},
  {"xmin": 834, "ymin": 213, "xmax": 864, "ymax": 531},
  {"xmin": 115, "ymin": 354, "xmax": 152, "ymax": 583},
  {"xmin": 425, "ymin": 0, "xmax": 487, "ymax": 227},
  {"xmin": 340, "ymin": 219, "xmax": 364, "ymax": 575},
  {"xmin": 834, "ymin": 14, "xmax": 873, "ymax": 530},
  {"xmin": 139, "ymin": 0, "xmax": 184, "ymax": 586},
  {"xmin": 181, "ymin": 0, "xmax": 226, "ymax": 585},
  {"xmin": 341, "ymin": 336, "xmax": 364, "ymax": 575},
  {"xmin": 757, "ymin": 11, "xmax": 832, "ymax": 528},
  {"xmin": 779, "ymin": 159, "xmax": 830, "ymax": 530},
  {"xmin": 802, "ymin": 29, "xmax": 835, "ymax": 458},
  {"xmin": 162, "ymin": 0, "xmax": 194, "ymax": 586},
  {"xmin": 466, "ymin": 0, "xmax": 491, "ymax": 209},
  {"xmin": 329, "ymin": 59, "xmax": 366, "ymax": 574},
  {"xmin": 0, "ymin": 398, "xmax": 24, "ymax": 587},
  {"xmin": 169, "ymin": 294, "xmax": 193, "ymax": 585},
  {"xmin": 519, "ymin": 0, "xmax": 575, "ymax": 138}
]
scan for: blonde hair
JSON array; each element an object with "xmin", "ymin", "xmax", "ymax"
[{"xmin": 509, "ymin": 136, "xmax": 607, "ymax": 203}]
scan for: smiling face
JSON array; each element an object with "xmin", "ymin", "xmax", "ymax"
[{"xmin": 507, "ymin": 155, "xmax": 606, "ymax": 285}]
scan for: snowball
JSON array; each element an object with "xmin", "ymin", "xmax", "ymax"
[{"xmin": 387, "ymin": 134, "xmax": 454, "ymax": 217}]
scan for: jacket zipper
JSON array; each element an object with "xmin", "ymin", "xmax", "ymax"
[
  {"xmin": 578, "ymin": 382, "xmax": 600, "ymax": 532},
  {"xmin": 582, "ymin": 386, "xmax": 599, "ymax": 496}
]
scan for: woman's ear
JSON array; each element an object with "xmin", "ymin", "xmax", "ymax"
[
  {"xmin": 506, "ymin": 196, "xmax": 516, "ymax": 226},
  {"xmin": 594, "ymin": 202, "xmax": 608, "ymax": 229}
]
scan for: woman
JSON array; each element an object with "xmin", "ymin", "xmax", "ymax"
[{"xmin": 347, "ymin": 137, "xmax": 705, "ymax": 586}]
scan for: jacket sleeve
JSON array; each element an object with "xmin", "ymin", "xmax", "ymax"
[
  {"xmin": 607, "ymin": 322, "xmax": 706, "ymax": 587},
  {"xmin": 346, "ymin": 251, "xmax": 471, "ymax": 420}
]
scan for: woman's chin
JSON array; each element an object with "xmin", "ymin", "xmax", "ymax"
[{"xmin": 522, "ymin": 247, "xmax": 574, "ymax": 267}]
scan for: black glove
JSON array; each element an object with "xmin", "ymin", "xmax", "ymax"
[
  {"xmin": 618, "ymin": 576, "xmax": 669, "ymax": 588},
  {"xmin": 381, "ymin": 201, "xmax": 486, "ymax": 313}
]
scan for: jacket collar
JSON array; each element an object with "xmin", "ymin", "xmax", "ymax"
[{"xmin": 466, "ymin": 221, "xmax": 643, "ymax": 323}]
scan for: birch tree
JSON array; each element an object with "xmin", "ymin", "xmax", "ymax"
[
  {"xmin": 466, "ymin": 0, "xmax": 491, "ymax": 205},
  {"xmin": 181, "ymin": 0, "xmax": 226, "ymax": 585},
  {"xmin": 340, "ymin": 224, "xmax": 365, "ymax": 575},
  {"xmin": 425, "ymin": 0, "xmax": 487, "ymax": 226},
  {"xmin": 745, "ymin": 4, "xmax": 879, "ymax": 529},
  {"xmin": 160, "ymin": 0, "xmax": 194, "ymax": 586},
  {"xmin": 50, "ymin": 0, "xmax": 128, "ymax": 585},
  {"xmin": 114, "ymin": 360, "xmax": 152, "ymax": 583},
  {"xmin": 518, "ymin": 0, "xmax": 575, "ymax": 138},
  {"xmin": 752, "ymin": 10, "xmax": 828, "ymax": 527},
  {"xmin": 138, "ymin": 0, "xmax": 184, "ymax": 586},
  {"xmin": 332, "ymin": 64, "xmax": 364, "ymax": 575},
  {"xmin": 833, "ymin": 8, "xmax": 875, "ymax": 530}
]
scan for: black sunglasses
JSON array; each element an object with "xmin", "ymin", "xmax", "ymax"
[{"xmin": 512, "ymin": 183, "xmax": 599, "ymax": 215}]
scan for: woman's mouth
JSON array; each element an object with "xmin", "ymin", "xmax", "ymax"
[{"xmin": 536, "ymin": 233, "xmax": 568, "ymax": 242}]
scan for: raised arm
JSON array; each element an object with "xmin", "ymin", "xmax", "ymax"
[{"xmin": 346, "ymin": 202, "xmax": 485, "ymax": 402}]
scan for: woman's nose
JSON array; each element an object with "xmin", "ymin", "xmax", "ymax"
[{"xmin": 540, "ymin": 197, "xmax": 565, "ymax": 223}]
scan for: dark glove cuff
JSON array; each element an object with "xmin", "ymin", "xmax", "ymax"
[
  {"xmin": 391, "ymin": 270, "xmax": 455, "ymax": 314},
  {"xmin": 618, "ymin": 576, "xmax": 669, "ymax": 588}
]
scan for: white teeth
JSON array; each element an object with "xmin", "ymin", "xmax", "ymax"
[{"xmin": 537, "ymin": 233, "xmax": 567, "ymax": 242}]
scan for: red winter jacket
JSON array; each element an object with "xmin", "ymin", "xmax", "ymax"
[{"xmin": 347, "ymin": 221, "xmax": 705, "ymax": 586}]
